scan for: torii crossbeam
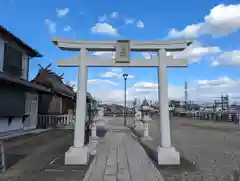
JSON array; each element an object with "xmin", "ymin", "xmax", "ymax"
[{"xmin": 52, "ymin": 38, "xmax": 193, "ymax": 165}]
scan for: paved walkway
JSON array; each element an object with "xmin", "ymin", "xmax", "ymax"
[{"xmin": 84, "ymin": 127, "xmax": 164, "ymax": 181}]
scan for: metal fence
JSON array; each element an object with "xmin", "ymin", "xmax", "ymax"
[
  {"xmin": 0, "ymin": 140, "xmax": 6, "ymax": 174},
  {"xmin": 174, "ymin": 111, "xmax": 240, "ymax": 123}
]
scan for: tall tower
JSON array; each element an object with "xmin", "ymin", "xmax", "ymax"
[{"xmin": 184, "ymin": 80, "xmax": 188, "ymax": 111}]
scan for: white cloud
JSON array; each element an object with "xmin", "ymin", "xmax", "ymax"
[
  {"xmin": 89, "ymin": 81, "xmax": 184, "ymax": 104},
  {"xmin": 168, "ymin": 24, "xmax": 202, "ymax": 38},
  {"xmin": 141, "ymin": 42, "xmax": 221, "ymax": 63},
  {"xmin": 100, "ymin": 68, "xmax": 135, "ymax": 79},
  {"xmin": 56, "ymin": 8, "xmax": 69, "ymax": 18},
  {"xmin": 211, "ymin": 50, "xmax": 240, "ymax": 66},
  {"xmin": 192, "ymin": 76, "xmax": 240, "ymax": 102},
  {"xmin": 136, "ymin": 20, "xmax": 144, "ymax": 28},
  {"xmin": 169, "ymin": 42, "xmax": 221, "ymax": 63},
  {"xmin": 92, "ymin": 51, "xmax": 115, "ymax": 59},
  {"xmin": 66, "ymin": 79, "xmax": 117, "ymax": 92},
  {"xmin": 133, "ymin": 82, "xmax": 158, "ymax": 93},
  {"xmin": 63, "ymin": 25, "xmax": 72, "ymax": 32},
  {"xmin": 88, "ymin": 79, "xmax": 117, "ymax": 86},
  {"xmin": 111, "ymin": 68, "xmax": 122, "ymax": 72},
  {"xmin": 92, "ymin": 43, "xmax": 220, "ymax": 66},
  {"xmin": 125, "ymin": 18, "xmax": 134, "ymax": 25},
  {"xmin": 90, "ymin": 76, "xmax": 240, "ymax": 104},
  {"xmin": 111, "ymin": 12, "xmax": 118, "ymax": 18},
  {"xmin": 44, "ymin": 18, "xmax": 56, "ymax": 34},
  {"xmin": 91, "ymin": 23, "xmax": 118, "ymax": 36},
  {"xmin": 168, "ymin": 4, "xmax": 240, "ymax": 38},
  {"xmin": 101, "ymin": 72, "xmax": 120, "ymax": 78},
  {"xmin": 196, "ymin": 76, "xmax": 236, "ymax": 88},
  {"xmin": 101, "ymin": 71, "xmax": 135, "ymax": 79}
]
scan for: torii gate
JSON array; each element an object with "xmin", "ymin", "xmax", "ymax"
[{"xmin": 52, "ymin": 38, "xmax": 192, "ymax": 165}]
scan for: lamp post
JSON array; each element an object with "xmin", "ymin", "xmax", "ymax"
[{"xmin": 122, "ymin": 73, "xmax": 128, "ymax": 126}]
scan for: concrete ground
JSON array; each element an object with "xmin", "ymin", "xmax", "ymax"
[
  {"xmin": 0, "ymin": 129, "xmax": 96, "ymax": 181},
  {"xmin": 2, "ymin": 116, "xmax": 240, "ymax": 181},
  {"xmin": 132, "ymin": 116, "xmax": 240, "ymax": 181}
]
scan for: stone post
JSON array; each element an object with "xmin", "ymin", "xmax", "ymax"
[
  {"xmin": 157, "ymin": 49, "xmax": 180, "ymax": 165},
  {"xmin": 143, "ymin": 122, "xmax": 149, "ymax": 138},
  {"xmin": 141, "ymin": 105, "xmax": 152, "ymax": 140},
  {"xmin": 64, "ymin": 48, "xmax": 89, "ymax": 165}
]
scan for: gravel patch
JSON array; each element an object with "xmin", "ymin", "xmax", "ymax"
[{"xmin": 133, "ymin": 117, "xmax": 240, "ymax": 181}]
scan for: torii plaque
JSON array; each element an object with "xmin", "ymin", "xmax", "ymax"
[{"xmin": 52, "ymin": 38, "xmax": 192, "ymax": 165}]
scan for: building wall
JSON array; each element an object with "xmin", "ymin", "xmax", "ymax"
[
  {"xmin": 25, "ymin": 92, "xmax": 39, "ymax": 130},
  {"xmin": 21, "ymin": 54, "xmax": 29, "ymax": 79},
  {"xmin": 0, "ymin": 38, "xmax": 4, "ymax": 71},
  {"xmin": 0, "ymin": 34, "xmax": 36, "ymax": 134},
  {"xmin": 62, "ymin": 97, "xmax": 75, "ymax": 114},
  {"xmin": 0, "ymin": 35, "xmax": 29, "ymax": 79},
  {"xmin": 0, "ymin": 117, "xmax": 23, "ymax": 134},
  {"xmin": 38, "ymin": 94, "xmax": 63, "ymax": 115},
  {"xmin": 0, "ymin": 83, "xmax": 26, "ymax": 117}
]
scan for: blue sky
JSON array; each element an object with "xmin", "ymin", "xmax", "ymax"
[{"xmin": 1, "ymin": 0, "xmax": 240, "ymax": 104}]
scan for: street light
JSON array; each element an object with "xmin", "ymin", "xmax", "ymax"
[{"xmin": 122, "ymin": 73, "xmax": 128, "ymax": 126}]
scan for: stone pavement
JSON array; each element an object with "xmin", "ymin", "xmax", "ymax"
[{"xmin": 84, "ymin": 126, "xmax": 164, "ymax": 181}]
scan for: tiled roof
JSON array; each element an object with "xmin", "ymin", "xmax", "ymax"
[
  {"xmin": 0, "ymin": 72, "xmax": 51, "ymax": 93},
  {"xmin": 32, "ymin": 64, "xmax": 94, "ymax": 100}
]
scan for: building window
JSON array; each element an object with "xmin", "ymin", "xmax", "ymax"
[{"xmin": 3, "ymin": 43, "xmax": 22, "ymax": 77}]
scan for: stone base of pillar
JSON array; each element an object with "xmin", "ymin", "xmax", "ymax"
[
  {"xmin": 65, "ymin": 146, "xmax": 89, "ymax": 165},
  {"xmin": 157, "ymin": 146, "xmax": 180, "ymax": 165}
]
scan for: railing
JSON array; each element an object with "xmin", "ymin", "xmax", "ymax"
[
  {"xmin": 0, "ymin": 140, "xmax": 6, "ymax": 174},
  {"xmin": 174, "ymin": 111, "xmax": 240, "ymax": 123},
  {"xmin": 37, "ymin": 114, "xmax": 91, "ymax": 144},
  {"xmin": 37, "ymin": 114, "xmax": 75, "ymax": 128}
]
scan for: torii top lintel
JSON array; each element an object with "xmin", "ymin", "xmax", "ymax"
[{"xmin": 52, "ymin": 38, "xmax": 193, "ymax": 52}]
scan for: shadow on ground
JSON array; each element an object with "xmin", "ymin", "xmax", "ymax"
[
  {"xmin": 130, "ymin": 127, "xmax": 197, "ymax": 176},
  {"xmin": 0, "ymin": 125, "xmax": 108, "ymax": 181},
  {"xmin": 4, "ymin": 154, "xmax": 27, "ymax": 169},
  {"xmin": 97, "ymin": 129, "xmax": 107, "ymax": 138}
]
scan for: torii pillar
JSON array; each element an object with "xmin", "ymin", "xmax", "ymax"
[{"xmin": 52, "ymin": 38, "xmax": 192, "ymax": 165}]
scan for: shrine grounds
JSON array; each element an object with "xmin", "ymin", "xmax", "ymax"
[
  {"xmin": 1, "ymin": 117, "xmax": 240, "ymax": 181},
  {"xmin": 130, "ymin": 116, "xmax": 240, "ymax": 181},
  {"xmin": 0, "ymin": 129, "xmax": 102, "ymax": 181}
]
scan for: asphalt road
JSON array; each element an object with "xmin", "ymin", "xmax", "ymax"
[{"xmin": 0, "ymin": 129, "xmax": 92, "ymax": 181}]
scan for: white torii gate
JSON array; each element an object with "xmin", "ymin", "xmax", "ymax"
[{"xmin": 52, "ymin": 38, "xmax": 192, "ymax": 165}]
